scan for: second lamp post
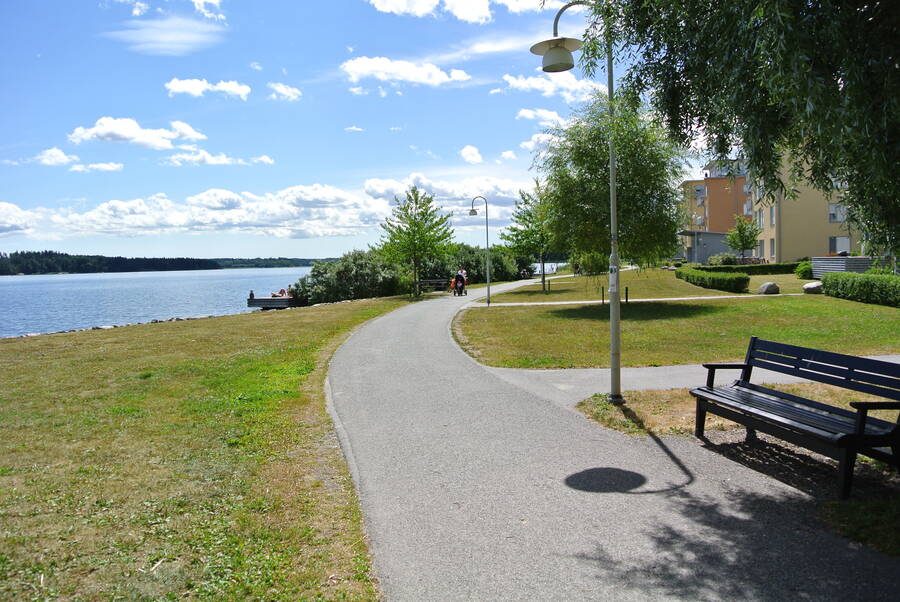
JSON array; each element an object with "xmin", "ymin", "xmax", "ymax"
[{"xmin": 469, "ymin": 195, "xmax": 490, "ymax": 306}]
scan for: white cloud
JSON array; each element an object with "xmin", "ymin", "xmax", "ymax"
[
  {"xmin": 489, "ymin": 88, "xmax": 503, "ymax": 95},
  {"xmin": 34, "ymin": 147, "xmax": 79, "ymax": 166},
  {"xmin": 163, "ymin": 146, "xmax": 274, "ymax": 167},
  {"xmin": 460, "ymin": 145, "xmax": 483, "ymax": 164},
  {"xmin": 0, "ymin": 202, "xmax": 37, "ymax": 236},
  {"xmin": 516, "ymin": 107, "xmax": 567, "ymax": 127},
  {"xmin": 1, "ymin": 159, "xmax": 20, "ymax": 166},
  {"xmin": 192, "ymin": 0, "xmax": 225, "ymax": 20},
  {"xmin": 249, "ymin": 61, "xmax": 263, "ymax": 71},
  {"xmin": 345, "ymin": 126, "xmax": 365, "ymax": 132},
  {"xmin": 251, "ymin": 155, "xmax": 275, "ymax": 165},
  {"xmin": 132, "ymin": 2, "xmax": 149, "ymax": 16},
  {"xmin": 390, "ymin": 126, "xmax": 403, "ymax": 131},
  {"xmin": 367, "ymin": 0, "xmax": 564, "ymax": 23},
  {"xmin": 349, "ymin": 86, "xmax": 368, "ymax": 96},
  {"xmin": 503, "ymin": 72, "xmax": 605, "ymax": 103},
  {"xmin": 69, "ymin": 117, "xmax": 206, "ymax": 150},
  {"xmin": 267, "ymin": 82, "xmax": 302, "ymax": 101},
  {"xmin": 500, "ymin": 150, "xmax": 517, "ymax": 160},
  {"xmin": 442, "ymin": 0, "xmax": 491, "ymax": 23},
  {"xmin": 520, "ymin": 132, "xmax": 557, "ymax": 152},
  {"xmin": 341, "ymin": 56, "xmax": 470, "ymax": 86},
  {"xmin": 185, "ymin": 188, "xmax": 243, "ymax": 210},
  {"xmin": 69, "ymin": 162, "xmax": 124, "ymax": 173},
  {"xmin": 347, "ymin": 45, "xmax": 354, "ymax": 53},
  {"xmin": 165, "ymin": 78, "xmax": 251, "ymax": 100},
  {"xmin": 367, "ymin": 0, "xmax": 439, "ymax": 18},
  {"xmin": 104, "ymin": 16, "xmax": 226, "ymax": 56}
]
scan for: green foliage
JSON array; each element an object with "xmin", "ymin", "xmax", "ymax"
[
  {"xmin": 500, "ymin": 185, "xmax": 556, "ymax": 287},
  {"xmin": 725, "ymin": 215, "xmax": 763, "ymax": 258},
  {"xmin": 578, "ymin": 0, "xmax": 900, "ymax": 253},
  {"xmin": 696, "ymin": 262, "xmax": 800, "ymax": 276},
  {"xmin": 571, "ymin": 251, "xmax": 609, "ymax": 276},
  {"xmin": 865, "ymin": 264, "xmax": 896, "ymax": 276},
  {"xmin": 707, "ymin": 252, "xmax": 738, "ymax": 266},
  {"xmin": 795, "ymin": 261, "xmax": 813, "ymax": 279},
  {"xmin": 213, "ymin": 257, "xmax": 330, "ymax": 269},
  {"xmin": 675, "ymin": 266, "xmax": 749, "ymax": 293},
  {"xmin": 0, "ymin": 250, "xmax": 219, "ymax": 275},
  {"xmin": 418, "ymin": 243, "xmax": 520, "ymax": 285},
  {"xmin": 821, "ymin": 272, "xmax": 900, "ymax": 307},
  {"xmin": 378, "ymin": 186, "xmax": 454, "ymax": 296},
  {"xmin": 537, "ymin": 93, "xmax": 683, "ymax": 267},
  {"xmin": 289, "ymin": 250, "xmax": 401, "ymax": 305}
]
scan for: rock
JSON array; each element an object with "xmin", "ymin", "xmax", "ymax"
[
  {"xmin": 803, "ymin": 281, "xmax": 823, "ymax": 294},
  {"xmin": 757, "ymin": 281, "xmax": 780, "ymax": 294}
]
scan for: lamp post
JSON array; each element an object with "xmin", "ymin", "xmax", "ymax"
[
  {"xmin": 531, "ymin": 1, "xmax": 624, "ymax": 404},
  {"xmin": 469, "ymin": 196, "xmax": 490, "ymax": 306}
]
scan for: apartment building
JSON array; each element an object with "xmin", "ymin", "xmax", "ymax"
[{"xmin": 750, "ymin": 178, "xmax": 858, "ymax": 262}]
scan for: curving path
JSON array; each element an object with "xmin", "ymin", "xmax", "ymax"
[{"xmin": 327, "ymin": 281, "xmax": 900, "ymax": 601}]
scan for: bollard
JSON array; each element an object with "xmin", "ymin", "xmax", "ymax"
[
  {"xmin": 626, "ymin": 286, "xmax": 629, "ymax": 303},
  {"xmin": 601, "ymin": 286, "xmax": 605, "ymax": 305}
]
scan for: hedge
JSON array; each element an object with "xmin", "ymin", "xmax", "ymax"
[
  {"xmin": 676, "ymin": 266, "xmax": 750, "ymax": 293},
  {"xmin": 695, "ymin": 262, "xmax": 800, "ymax": 275},
  {"xmin": 821, "ymin": 272, "xmax": 900, "ymax": 307}
]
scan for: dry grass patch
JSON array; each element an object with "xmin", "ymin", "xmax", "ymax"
[{"xmin": 0, "ymin": 299, "xmax": 405, "ymax": 599}]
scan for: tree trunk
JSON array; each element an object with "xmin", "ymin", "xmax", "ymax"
[{"xmin": 540, "ymin": 253, "xmax": 546, "ymax": 292}]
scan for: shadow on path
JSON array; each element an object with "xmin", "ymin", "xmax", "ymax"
[{"xmin": 550, "ymin": 302, "xmax": 724, "ymax": 322}]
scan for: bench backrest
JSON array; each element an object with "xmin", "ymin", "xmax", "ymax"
[{"xmin": 743, "ymin": 337, "xmax": 900, "ymax": 401}]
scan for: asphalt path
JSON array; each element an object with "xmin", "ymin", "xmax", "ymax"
[{"xmin": 327, "ymin": 281, "xmax": 900, "ymax": 601}]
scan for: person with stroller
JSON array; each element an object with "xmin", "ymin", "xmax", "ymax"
[{"xmin": 452, "ymin": 267, "xmax": 468, "ymax": 296}]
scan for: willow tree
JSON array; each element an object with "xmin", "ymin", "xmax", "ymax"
[
  {"xmin": 500, "ymin": 183, "xmax": 554, "ymax": 291},
  {"xmin": 378, "ymin": 186, "xmax": 453, "ymax": 297},
  {"xmin": 538, "ymin": 93, "xmax": 683, "ymax": 267},
  {"xmin": 576, "ymin": 0, "xmax": 900, "ymax": 254}
]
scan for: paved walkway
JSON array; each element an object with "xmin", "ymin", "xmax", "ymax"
[{"xmin": 328, "ymin": 280, "xmax": 900, "ymax": 601}]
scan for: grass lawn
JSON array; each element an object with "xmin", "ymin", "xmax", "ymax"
[
  {"xmin": 0, "ymin": 298, "xmax": 406, "ymax": 599},
  {"xmin": 486, "ymin": 269, "xmax": 817, "ymax": 304},
  {"xmin": 576, "ymin": 384, "xmax": 900, "ymax": 557},
  {"xmin": 456, "ymin": 294, "xmax": 899, "ymax": 368}
]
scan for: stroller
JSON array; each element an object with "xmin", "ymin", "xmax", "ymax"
[{"xmin": 452, "ymin": 273, "xmax": 467, "ymax": 296}]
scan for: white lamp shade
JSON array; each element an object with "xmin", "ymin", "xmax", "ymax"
[{"xmin": 542, "ymin": 46, "xmax": 575, "ymax": 72}]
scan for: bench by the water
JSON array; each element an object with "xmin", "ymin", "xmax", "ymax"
[
  {"xmin": 419, "ymin": 279, "xmax": 449, "ymax": 292},
  {"xmin": 692, "ymin": 337, "xmax": 900, "ymax": 498}
]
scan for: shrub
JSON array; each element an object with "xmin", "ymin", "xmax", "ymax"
[
  {"xmin": 708, "ymin": 252, "xmax": 738, "ymax": 266},
  {"xmin": 289, "ymin": 250, "xmax": 402, "ymax": 305},
  {"xmin": 795, "ymin": 261, "xmax": 813, "ymax": 279},
  {"xmin": 675, "ymin": 266, "xmax": 750, "ymax": 293},
  {"xmin": 695, "ymin": 262, "xmax": 800, "ymax": 275},
  {"xmin": 822, "ymin": 272, "xmax": 900, "ymax": 307}
]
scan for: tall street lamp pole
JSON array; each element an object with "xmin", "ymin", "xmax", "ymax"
[
  {"xmin": 469, "ymin": 196, "xmax": 490, "ymax": 306},
  {"xmin": 530, "ymin": 1, "xmax": 624, "ymax": 404}
]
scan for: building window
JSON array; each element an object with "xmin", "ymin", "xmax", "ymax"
[
  {"xmin": 769, "ymin": 206, "xmax": 775, "ymax": 227},
  {"xmin": 770, "ymin": 238, "xmax": 775, "ymax": 257},
  {"xmin": 756, "ymin": 209, "xmax": 764, "ymax": 229},
  {"xmin": 757, "ymin": 240, "xmax": 765, "ymax": 258},
  {"xmin": 829, "ymin": 236, "xmax": 851, "ymax": 254},
  {"xmin": 829, "ymin": 203, "xmax": 847, "ymax": 223}
]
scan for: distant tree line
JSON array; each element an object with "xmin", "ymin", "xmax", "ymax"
[
  {"xmin": 0, "ymin": 251, "xmax": 221, "ymax": 275},
  {"xmin": 213, "ymin": 257, "xmax": 335, "ymax": 269}
]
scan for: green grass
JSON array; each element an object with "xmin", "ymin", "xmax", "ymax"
[
  {"xmin": 456, "ymin": 294, "xmax": 899, "ymax": 368},
  {"xmin": 0, "ymin": 298, "xmax": 406, "ymax": 599}
]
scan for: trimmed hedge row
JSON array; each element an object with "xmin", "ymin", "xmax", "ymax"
[
  {"xmin": 821, "ymin": 272, "xmax": 900, "ymax": 307},
  {"xmin": 676, "ymin": 266, "xmax": 750, "ymax": 293},
  {"xmin": 695, "ymin": 262, "xmax": 800, "ymax": 275}
]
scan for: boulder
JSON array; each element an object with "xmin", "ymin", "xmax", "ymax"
[
  {"xmin": 757, "ymin": 281, "xmax": 780, "ymax": 294},
  {"xmin": 803, "ymin": 281, "xmax": 824, "ymax": 294}
]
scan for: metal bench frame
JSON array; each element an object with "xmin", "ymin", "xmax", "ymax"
[{"xmin": 691, "ymin": 337, "xmax": 900, "ymax": 498}]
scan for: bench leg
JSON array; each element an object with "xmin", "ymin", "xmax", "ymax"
[
  {"xmin": 745, "ymin": 428, "xmax": 758, "ymax": 443},
  {"xmin": 694, "ymin": 398, "xmax": 707, "ymax": 439},
  {"xmin": 838, "ymin": 449, "xmax": 857, "ymax": 500}
]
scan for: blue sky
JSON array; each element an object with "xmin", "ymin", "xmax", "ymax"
[{"xmin": 0, "ymin": 0, "xmax": 637, "ymax": 258}]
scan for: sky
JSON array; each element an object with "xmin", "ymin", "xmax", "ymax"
[{"xmin": 0, "ymin": 0, "xmax": 667, "ymax": 259}]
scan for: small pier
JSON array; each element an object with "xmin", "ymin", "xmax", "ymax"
[{"xmin": 247, "ymin": 290, "xmax": 293, "ymax": 310}]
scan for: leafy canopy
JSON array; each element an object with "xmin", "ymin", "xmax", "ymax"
[
  {"xmin": 725, "ymin": 215, "xmax": 763, "ymax": 258},
  {"xmin": 500, "ymin": 183, "xmax": 555, "ymax": 287},
  {"xmin": 577, "ymin": 0, "xmax": 900, "ymax": 253},
  {"xmin": 537, "ymin": 93, "xmax": 684, "ymax": 266},
  {"xmin": 378, "ymin": 186, "xmax": 454, "ymax": 295}
]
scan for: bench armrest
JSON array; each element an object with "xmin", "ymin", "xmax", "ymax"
[
  {"xmin": 702, "ymin": 363, "xmax": 749, "ymax": 387},
  {"xmin": 849, "ymin": 401, "xmax": 900, "ymax": 410}
]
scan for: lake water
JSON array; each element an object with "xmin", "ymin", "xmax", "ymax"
[{"xmin": 0, "ymin": 267, "xmax": 311, "ymax": 338}]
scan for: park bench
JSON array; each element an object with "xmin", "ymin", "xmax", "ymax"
[
  {"xmin": 691, "ymin": 337, "xmax": 900, "ymax": 498},
  {"xmin": 419, "ymin": 279, "xmax": 449, "ymax": 292}
]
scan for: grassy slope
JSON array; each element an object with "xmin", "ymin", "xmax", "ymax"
[
  {"xmin": 0, "ymin": 298, "xmax": 405, "ymax": 599},
  {"xmin": 457, "ymin": 295, "xmax": 899, "ymax": 368}
]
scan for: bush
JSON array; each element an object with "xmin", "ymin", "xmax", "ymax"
[
  {"xmin": 708, "ymin": 252, "xmax": 738, "ymax": 266},
  {"xmin": 821, "ymin": 272, "xmax": 900, "ymax": 307},
  {"xmin": 675, "ymin": 266, "xmax": 750, "ymax": 293},
  {"xmin": 695, "ymin": 262, "xmax": 800, "ymax": 275},
  {"xmin": 795, "ymin": 261, "xmax": 813, "ymax": 279},
  {"xmin": 289, "ymin": 250, "xmax": 402, "ymax": 305}
]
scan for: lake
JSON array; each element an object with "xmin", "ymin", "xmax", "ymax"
[{"xmin": 0, "ymin": 267, "xmax": 311, "ymax": 338}]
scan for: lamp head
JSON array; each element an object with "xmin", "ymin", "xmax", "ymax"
[
  {"xmin": 529, "ymin": 36, "xmax": 582, "ymax": 73},
  {"xmin": 469, "ymin": 209, "xmax": 478, "ymax": 216}
]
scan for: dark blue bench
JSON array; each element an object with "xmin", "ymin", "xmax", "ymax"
[{"xmin": 691, "ymin": 337, "xmax": 900, "ymax": 498}]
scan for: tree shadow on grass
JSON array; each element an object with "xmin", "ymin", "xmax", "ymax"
[
  {"xmin": 573, "ymin": 486, "xmax": 900, "ymax": 601},
  {"xmin": 549, "ymin": 302, "xmax": 725, "ymax": 322}
]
